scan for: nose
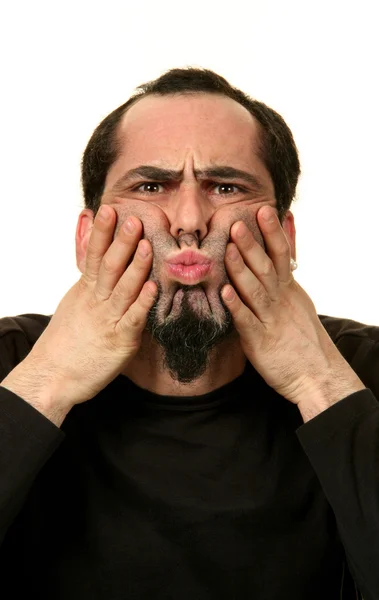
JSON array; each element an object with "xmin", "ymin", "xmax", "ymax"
[{"xmin": 168, "ymin": 184, "xmax": 212, "ymax": 244}]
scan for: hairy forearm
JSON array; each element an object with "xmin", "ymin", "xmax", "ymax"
[
  {"xmin": 297, "ymin": 366, "xmax": 366, "ymax": 423},
  {"xmin": 0, "ymin": 359, "xmax": 71, "ymax": 428}
]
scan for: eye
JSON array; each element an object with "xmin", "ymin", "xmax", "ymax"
[
  {"xmin": 133, "ymin": 182, "xmax": 164, "ymax": 194},
  {"xmin": 213, "ymin": 183, "xmax": 244, "ymax": 195},
  {"xmin": 132, "ymin": 181, "xmax": 246, "ymax": 196}
]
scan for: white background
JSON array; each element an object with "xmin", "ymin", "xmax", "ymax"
[{"xmin": 0, "ymin": 0, "xmax": 378, "ymax": 324}]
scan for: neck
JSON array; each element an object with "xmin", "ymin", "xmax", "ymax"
[{"xmin": 122, "ymin": 331, "xmax": 247, "ymax": 396}]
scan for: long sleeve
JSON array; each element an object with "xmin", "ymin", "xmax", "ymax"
[
  {"xmin": 297, "ymin": 388, "xmax": 379, "ymax": 600},
  {"xmin": 0, "ymin": 385, "xmax": 64, "ymax": 543}
]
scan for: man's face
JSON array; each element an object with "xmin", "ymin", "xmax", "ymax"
[{"xmin": 100, "ymin": 93, "xmax": 277, "ymax": 382}]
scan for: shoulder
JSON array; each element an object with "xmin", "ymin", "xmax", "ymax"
[
  {"xmin": 0, "ymin": 313, "xmax": 52, "ymax": 377},
  {"xmin": 319, "ymin": 314, "xmax": 379, "ymax": 345},
  {"xmin": 319, "ymin": 314, "xmax": 379, "ymax": 396}
]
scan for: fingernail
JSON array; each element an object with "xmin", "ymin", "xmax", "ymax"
[
  {"xmin": 227, "ymin": 245, "xmax": 240, "ymax": 261},
  {"xmin": 262, "ymin": 209, "xmax": 274, "ymax": 223},
  {"xmin": 124, "ymin": 218, "xmax": 135, "ymax": 233},
  {"xmin": 222, "ymin": 285, "xmax": 235, "ymax": 302},
  {"xmin": 236, "ymin": 223, "xmax": 247, "ymax": 239},
  {"xmin": 98, "ymin": 206, "xmax": 110, "ymax": 221},
  {"xmin": 138, "ymin": 241, "xmax": 150, "ymax": 257}
]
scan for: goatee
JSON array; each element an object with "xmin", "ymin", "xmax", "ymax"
[{"xmin": 146, "ymin": 285, "xmax": 234, "ymax": 384}]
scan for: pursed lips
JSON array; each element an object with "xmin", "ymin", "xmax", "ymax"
[{"xmin": 166, "ymin": 250, "xmax": 212, "ymax": 283}]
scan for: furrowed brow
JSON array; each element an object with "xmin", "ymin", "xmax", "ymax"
[
  {"xmin": 194, "ymin": 166, "xmax": 265, "ymax": 191},
  {"xmin": 111, "ymin": 164, "xmax": 265, "ymax": 192},
  {"xmin": 112, "ymin": 166, "xmax": 182, "ymax": 192}
]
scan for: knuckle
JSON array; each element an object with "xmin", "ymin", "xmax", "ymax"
[
  {"xmin": 111, "ymin": 284, "xmax": 133, "ymax": 307},
  {"xmin": 78, "ymin": 275, "xmax": 89, "ymax": 292},
  {"xmin": 101, "ymin": 256, "xmax": 115, "ymax": 274},
  {"xmin": 119, "ymin": 269, "xmax": 138, "ymax": 293},
  {"xmin": 87, "ymin": 235, "xmax": 97, "ymax": 252},
  {"xmin": 125, "ymin": 308, "xmax": 142, "ymax": 330},
  {"xmin": 250, "ymin": 285, "xmax": 263, "ymax": 301},
  {"xmin": 251, "ymin": 286, "xmax": 271, "ymax": 308},
  {"xmin": 260, "ymin": 261, "xmax": 274, "ymax": 278},
  {"xmin": 92, "ymin": 285, "xmax": 110, "ymax": 304},
  {"xmin": 87, "ymin": 233, "xmax": 103, "ymax": 256},
  {"xmin": 234, "ymin": 259, "xmax": 245, "ymax": 274},
  {"xmin": 277, "ymin": 242, "xmax": 290, "ymax": 257},
  {"xmin": 262, "ymin": 295, "xmax": 271, "ymax": 308},
  {"xmin": 239, "ymin": 307, "xmax": 254, "ymax": 329}
]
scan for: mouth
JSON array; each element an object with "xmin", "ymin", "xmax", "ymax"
[
  {"xmin": 166, "ymin": 263, "xmax": 211, "ymax": 284},
  {"xmin": 166, "ymin": 250, "xmax": 212, "ymax": 284}
]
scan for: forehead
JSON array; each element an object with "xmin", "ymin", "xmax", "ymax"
[{"xmin": 114, "ymin": 93, "xmax": 262, "ymax": 168}]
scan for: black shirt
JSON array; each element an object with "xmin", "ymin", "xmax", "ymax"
[{"xmin": 0, "ymin": 313, "xmax": 379, "ymax": 599}]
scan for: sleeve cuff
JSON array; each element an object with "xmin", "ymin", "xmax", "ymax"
[
  {"xmin": 0, "ymin": 385, "xmax": 65, "ymax": 451},
  {"xmin": 296, "ymin": 388, "xmax": 378, "ymax": 448}
]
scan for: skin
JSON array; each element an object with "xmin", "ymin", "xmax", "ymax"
[
  {"xmin": 1, "ymin": 92, "xmax": 364, "ymax": 427},
  {"xmin": 76, "ymin": 93, "xmax": 297, "ymax": 396}
]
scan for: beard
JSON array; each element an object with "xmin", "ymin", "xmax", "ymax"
[{"xmin": 146, "ymin": 283, "xmax": 234, "ymax": 384}]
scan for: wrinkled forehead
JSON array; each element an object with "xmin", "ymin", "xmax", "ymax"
[{"xmin": 106, "ymin": 93, "xmax": 272, "ymax": 191}]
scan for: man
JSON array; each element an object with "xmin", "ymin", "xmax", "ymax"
[{"xmin": 0, "ymin": 67, "xmax": 378, "ymax": 599}]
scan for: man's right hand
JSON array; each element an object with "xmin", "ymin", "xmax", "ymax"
[{"xmin": 1, "ymin": 205, "xmax": 157, "ymax": 422}]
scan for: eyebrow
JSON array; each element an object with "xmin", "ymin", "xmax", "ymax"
[{"xmin": 111, "ymin": 164, "xmax": 266, "ymax": 193}]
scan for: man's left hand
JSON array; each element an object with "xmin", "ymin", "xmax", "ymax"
[{"xmin": 222, "ymin": 206, "xmax": 365, "ymax": 417}]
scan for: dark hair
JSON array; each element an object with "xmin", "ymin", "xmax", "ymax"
[{"xmin": 81, "ymin": 67, "xmax": 300, "ymax": 223}]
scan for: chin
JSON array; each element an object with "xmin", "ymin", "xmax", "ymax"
[{"xmin": 145, "ymin": 282, "xmax": 234, "ymax": 384}]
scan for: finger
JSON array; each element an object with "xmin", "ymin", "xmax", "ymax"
[
  {"xmin": 118, "ymin": 280, "xmax": 158, "ymax": 337},
  {"xmin": 109, "ymin": 239, "xmax": 154, "ymax": 316},
  {"xmin": 95, "ymin": 216, "xmax": 144, "ymax": 300},
  {"xmin": 225, "ymin": 243, "xmax": 273, "ymax": 320},
  {"xmin": 256, "ymin": 207, "xmax": 292, "ymax": 282},
  {"xmin": 228, "ymin": 222, "xmax": 279, "ymax": 299},
  {"xmin": 84, "ymin": 206, "xmax": 117, "ymax": 283},
  {"xmin": 221, "ymin": 284, "xmax": 263, "ymax": 336}
]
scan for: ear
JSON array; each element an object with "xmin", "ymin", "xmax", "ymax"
[
  {"xmin": 75, "ymin": 209, "xmax": 95, "ymax": 274},
  {"xmin": 281, "ymin": 210, "xmax": 297, "ymax": 262}
]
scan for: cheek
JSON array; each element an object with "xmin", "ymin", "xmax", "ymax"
[
  {"xmin": 209, "ymin": 204, "xmax": 265, "ymax": 249},
  {"xmin": 111, "ymin": 200, "xmax": 266, "ymax": 252},
  {"xmin": 112, "ymin": 201, "xmax": 171, "ymax": 239}
]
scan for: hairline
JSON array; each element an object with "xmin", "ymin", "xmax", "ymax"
[{"xmin": 106, "ymin": 90, "xmax": 271, "ymax": 202}]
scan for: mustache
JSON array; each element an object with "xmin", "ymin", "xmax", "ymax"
[
  {"xmin": 176, "ymin": 232, "xmax": 200, "ymax": 247},
  {"xmin": 148, "ymin": 228, "xmax": 267, "ymax": 255},
  {"xmin": 148, "ymin": 228, "xmax": 231, "ymax": 252}
]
